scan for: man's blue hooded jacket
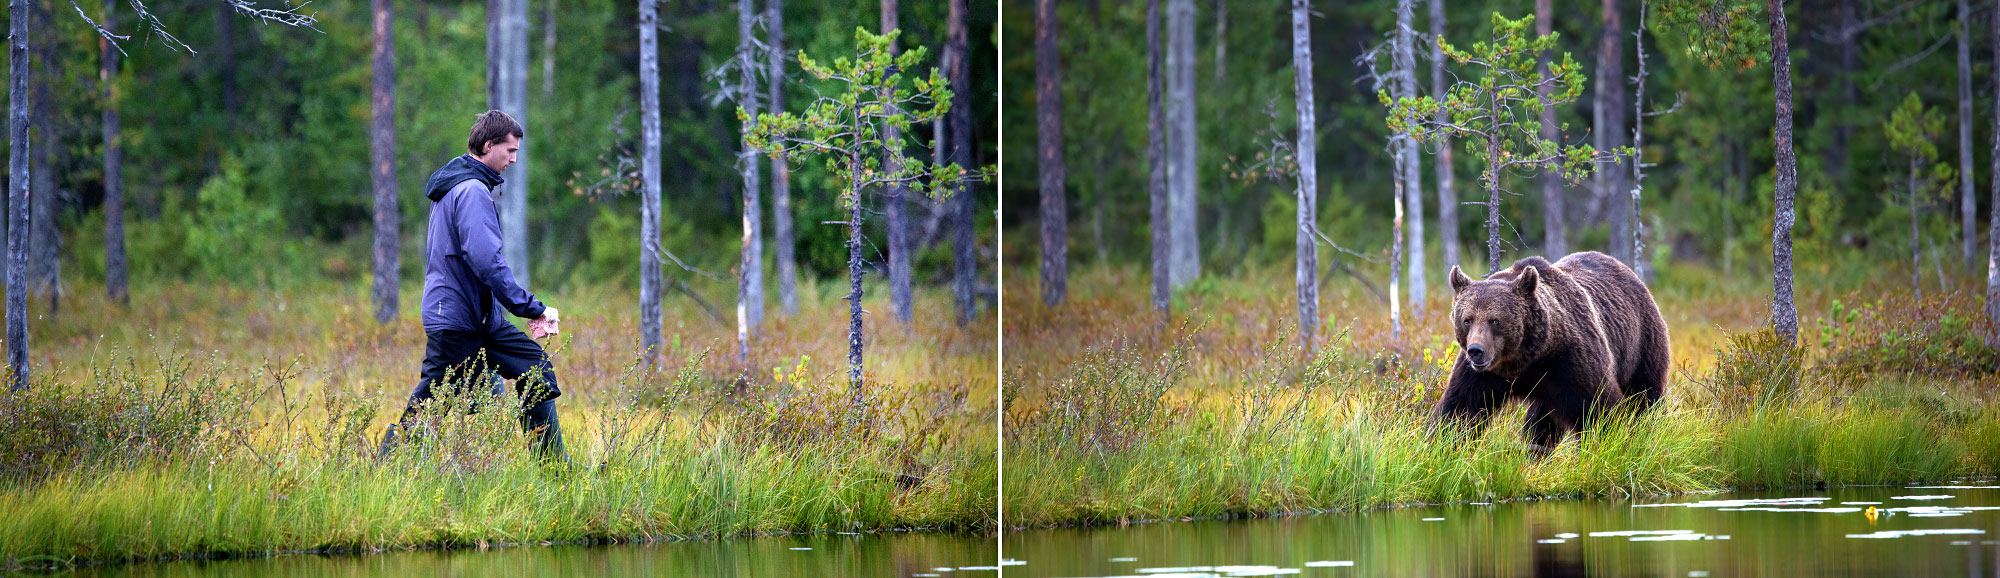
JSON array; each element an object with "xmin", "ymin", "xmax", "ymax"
[{"xmin": 421, "ymin": 154, "xmax": 546, "ymax": 333}]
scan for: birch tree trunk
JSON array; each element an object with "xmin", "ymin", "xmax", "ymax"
[
  {"xmin": 1960, "ymin": 0, "xmax": 1975, "ymax": 268},
  {"xmin": 773, "ymin": 0, "xmax": 797, "ymax": 316},
  {"xmin": 1596, "ymin": 0, "xmax": 1629, "ymax": 265},
  {"xmin": 1394, "ymin": 0, "xmax": 1425, "ymax": 312},
  {"xmin": 101, "ymin": 0, "xmax": 125, "ymax": 306},
  {"xmin": 1431, "ymin": 0, "xmax": 1457, "ymax": 271},
  {"xmin": 1292, "ymin": 0, "xmax": 1317, "ymax": 347},
  {"xmin": 9, "ymin": 0, "xmax": 29, "ymax": 391},
  {"xmin": 639, "ymin": 0, "xmax": 663, "ymax": 359},
  {"xmin": 1166, "ymin": 0, "xmax": 1199, "ymax": 287},
  {"xmin": 372, "ymin": 0, "xmax": 400, "ymax": 324},
  {"xmin": 1769, "ymin": 0, "xmax": 1801, "ymax": 345},
  {"xmin": 1037, "ymin": 0, "xmax": 1067, "ymax": 306},
  {"xmin": 882, "ymin": 0, "xmax": 909, "ymax": 321},
  {"xmin": 1148, "ymin": 0, "xmax": 1170, "ymax": 322},
  {"xmin": 488, "ymin": 0, "xmax": 531, "ymax": 289},
  {"xmin": 1988, "ymin": 1, "xmax": 2000, "ymax": 347},
  {"xmin": 1536, "ymin": 0, "xmax": 1565, "ymax": 257},
  {"xmin": 736, "ymin": 0, "xmax": 764, "ymax": 365}
]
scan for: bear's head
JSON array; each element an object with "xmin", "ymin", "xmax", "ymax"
[{"xmin": 1448, "ymin": 264, "xmax": 1541, "ymax": 374}]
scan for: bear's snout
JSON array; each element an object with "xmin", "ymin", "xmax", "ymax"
[{"xmin": 1466, "ymin": 344, "xmax": 1489, "ymax": 367}]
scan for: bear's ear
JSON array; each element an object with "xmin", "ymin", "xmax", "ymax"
[
  {"xmin": 1449, "ymin": 266, "xmax": 1473, "ymax": 294},
  {"xmin": 1514, "ymin": 266, "xmax": 1540, "ymax": 297}
]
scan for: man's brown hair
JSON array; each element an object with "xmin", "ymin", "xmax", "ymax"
[{"xmin": 467, "ymin": 110, "xmax": 525, "ymax": 155}]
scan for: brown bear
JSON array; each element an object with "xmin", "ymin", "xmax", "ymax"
[{"xmin": 1432, "ymin": 251, "xmax": 1671, "ymax": 456}]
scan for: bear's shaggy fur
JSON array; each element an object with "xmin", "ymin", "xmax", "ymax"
[{"xmin": 1432, "ymin": 251, "xmax": 1671, "ymax": 455}]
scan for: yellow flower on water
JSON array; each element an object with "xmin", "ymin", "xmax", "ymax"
[{"xmin": 1865, "ymin": 506, "xmax": 1879, "ymax": 523}]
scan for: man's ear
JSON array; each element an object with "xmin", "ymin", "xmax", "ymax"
[
  {"xmin": 1514, "ymin": 266, "xmax": 1539, "ymax": 297},
  {"xmin": 1449, "ymin": 266, "xmax": 1473, "ymax": 294}
]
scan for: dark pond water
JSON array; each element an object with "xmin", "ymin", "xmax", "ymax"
[
  {"xmin": 1003, "ymin": 485, "xmax": 2000, "ymax": 577},
  {"xmin": 47, "ymin": 531, "xmax": 996, "ymax": 577}
]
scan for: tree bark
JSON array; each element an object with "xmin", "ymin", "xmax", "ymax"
[
  {"xmin": 1292, "ymin": 0, "xmax": 1317, "ymax": 347},
  {"xmin": 29, "ymin": 0, "xmax": 56, "ymax": 315},
  {"xmin": 884, "ymin": 0, "xmax": 911, "ymax": 322},
  {"xmin": 736, "ymin": 0, "xmax": 763, "ymax": 365},
  {"xmin": 9, "ymin": 0, "xmax": 29, "ymax": 391},
  {"xmin": 1630, "ymin": 1, "xmax": 1651, "ymax": 281},
  {"xmin": 1211, "ymin": 0, "xmax": 1224, "ymax": 85},
  {"xmin": 1960, "ymin": 0, "xmax": 1976, "ymax": 268},
  {"xmin": 1392, "ymin": 147, "xmax": 1406, "ymax": 343},
  {"xmin": 1486, "ymin": 106, "xmax": 1503, "ymax": 274},
  {"xmin": 1596, "ymin": 0, "xmax": 1629, "ymax": 265},
  {"xmin": 639, "ymin": 0, "xmax": 662, "ymax": 359},
  {"xmin": 488, "ymin": 0, "xmax": 531, "ymax": 290},
  {"xmin": 372, "ymin": 0, "xmax": 400, "ymax": 324},
  {"xmin": 1394, "ymin": 0, "xmax": 1425, "ymax": 313},
  {"xmin": 1166, "ymin": 0, "xmax": 1198, "ymax": 286},
  {"xmin": 846, "ymin": 148, "xmax": 866, "ymax": 402},
  {"xmin": 1537, "ymin": 0, "xmax": 1565, "ymax": 258},
  {"xmin": 101, "ymin": 0, "xmax": 124, "ymax": 306},
  {"xmin": 541, "ymin": 0, "xmax": 556, "ymax": 99},
  {"xmin": 1037, "ymin": 0, "xmax": 1067, "ymax": 306},
  {"xmin": 1147, "ymin": 0, "xmax": 1170, "ymax": 321},
  {"xmin": 1988, "ymin": 0, "xmax": 2000, "ymax": 346},
  {"xmin": 1432, "ymin": 0, "xmax": 1457, "ymax": 271},
  {"xmin": 774, "ymin": 0, "xmax": 797, "ymax": 317},
  {"xmin": 1770, "ymin": 0, "xmax": 1800, "ymax": 345},
  {"xmin": 950, "ymin": 0, "xmax": 975, "ymax": 327}
]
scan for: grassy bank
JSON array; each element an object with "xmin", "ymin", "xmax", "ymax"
[
  {"xmin": 1002, "ymin": 262, "xmax": 2000, "ymax": 528},
  {"xmin": 0, "ymin": 277, "xmax": 996, "ymax": 567}
]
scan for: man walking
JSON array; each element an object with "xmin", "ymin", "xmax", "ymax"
[{"xmin": 378, "ymin": 110, "xmax": 567, "ymax": 460}]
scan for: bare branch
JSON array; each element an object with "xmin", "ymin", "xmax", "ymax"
[
  {"xmin": 65, "ymin": 0, "xmax": 130, "ymax": 56},
  {"xmin": 224, "ymin": 0, "xmax": 322, "ymax": 29}
]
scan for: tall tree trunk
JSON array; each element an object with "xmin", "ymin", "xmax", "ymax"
[
  {"xmin": 1961, "ymin": 0, "xmax": 1976, "ymax": 268},
  {"xmin": 1630, "ymin": 1, "xmax": 1651, "ymax": 281},
  {"xmin": 846, "ymin": 148, "xmax": 866, "ymax": 405},
  {"xmin": 218, "ymin": 0, "xmax": 238, "ymax": 129},
  {"xmin": 1913, "ymin": 155, "xmax": 1923, "ymax": 300},
  {"xmin": 1536, "ymin": 0, "xmax": 1565, "ymax": 257},
  {"xmin": 489, "ymin": 0, "xmax": 531, "ymax": 290},
  {"xmin": 1147, "ymin": 0, "xmax": 1170, "ymax": 322},
  {"xmin": 1431, "ymin": 0, "xmax": 1457, "ymax": 271},
  {"xmin": 1596, "ymin": 0, "xmax": 1629, "ymax": 265},
  {"xmin": 1211, "ymin": 0, "xmax": 1224, "ymax": 84},
  {"xmin": 774, "ymin": 0, "xmax": 797, "ymax": 317},
  {"xmin": 1166, "ymin": 0, "xmax": 1198, "ymax": 286},
  {"xmin": 1037, "ymin": 0, "xmax": 1067, "ymax": 306},
  {"xmin": 101, "ymin": 0, "xmax": 125, "ymax": 306},
  {"xmin": 639, "ymin": 0, "xmax": 662, "ymax": 359},
  {"xmin": 541, "ymin": 0, "xmax": 556, "ymax": 99},
  {"xmin": 1830, "ymin": 0, "xmax": 1854, "ymax": 190},
  {"xmin": 1769, "ymin": 0, "xmax": 1800, "ymax": 345},
  {"xmin": 950, "ymin": 0, "xmax": 976, "ymax": 327},
  {"xmin": 9, "ymin": 0, "xmax": 29, "ymax": 391},
  {"xmin": 1394, "ymin": 0, "xmax": 1425, "ymax": 313},
  {"xmin": 736, "ymin": 0, "xmax": 763, "ymax": 365},
  {"xmin": 1391, "ymin": 148, "xmax": 1406, "ymax": 343},
  {"xmin": 29, "ymin": 0, "xmax": 56, "ymax": 315},
  {"xmin": 1292, "ymin": 0, "xmax": 1317, "ymax": 347},
  {"xmin": 1989, "ymin": 0, "xmax": 2000, "ymax": 347},
  {"xmin": 884, "ymin": 0, "xmax": 911, "ymax": 322},
  {"xmin": 372, "ymin": 0, "xmax": 400, "ymax": 324},
  {"xmin": 1485, "ymin": 109, "xmax": 1503, "ymax": 274}
]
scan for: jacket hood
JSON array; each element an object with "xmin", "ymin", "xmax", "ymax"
[{"xmin": 425, "ymin": 155, "xmax": 504, "ymax": 202}]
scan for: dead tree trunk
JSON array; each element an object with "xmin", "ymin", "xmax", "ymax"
[
  {"xmin": 883, "ymin": 0, "xmax": 909, "ymax": 321},
  {"xmin": 1960, "ymin": 0, "xmax": 1976, "ymax": 268},
  {"xmin": 1989, "ymin": 0, "xmax": 2000, "ymax": 347},
  {"xmin": 1536, "ymin": 0, "xmax": 1565, "ymax": 257},
  {"xmin": 1148, "ymin": 0, "xmax": 1170, "ymax": 323},
  {"xmin": 372, "ymin": 0, "xmax": 401, "ymax": 324},
  {"xmin": 8, "ymin": 0, "xmax": 28, "ymax": 391},
  {"xmin": 1166, "ymin": 0, "xmax": 1199, "ymax": 286},
  {"xmin": 101, "ymin": 0, "xmax": 124, "ymax": 306},
  {"xmin": 489, "ymin": 0, "xmax": 531, "ymax": 290},
  {"xmin": 1431, "ymin": 0, "xmax": 1457, "ymax": 271},
  {"xmin": 1770, "ymin": 0, "xmax": 1801, "ymax": 345},
  {"xmin": 736, "ymin": 0, "xmax": 763, "ymax": 365},
  {"xmin": 1037, "ymin": 0, "xmax": 1067, "ymax": 306},
  {"xmin": 846, "ymin": 147, "xmax": 867, "ymax": 402},
  {"xmin": 1391, "ymin": 147, "xmax": 1406, "ymax": 343},
  {"xmin": 773, "ymin": 0, "xmax": 797, "ymax": 317},
  {"xmin": 1292, "ymin": 0, "xmax": 1317, "ymax": 347},
  {"xmin": 639, "ymin": 0, "xmax": 663, "ymax": 358},
  {"xmin": 29, "ymin": 0, "xmax": 56, "ymax": 315},
  {"xmin": 1394, "ymin": 0, "xmax": 1425, "ymax": 313}
]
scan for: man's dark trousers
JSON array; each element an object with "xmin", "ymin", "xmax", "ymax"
[{"xmin": 378, "ymin": 323, "xmax": 567, "ymax": 460}]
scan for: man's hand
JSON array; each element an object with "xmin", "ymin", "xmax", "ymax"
[{"xmin": 529, "ymin": 307, "xmax": 561, "ymax": 339}]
